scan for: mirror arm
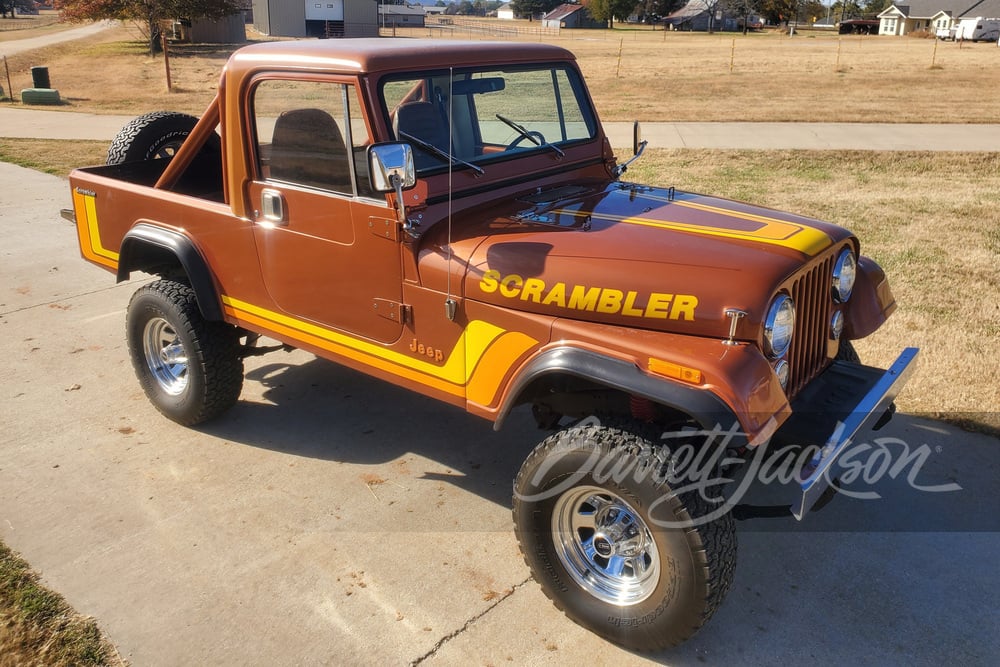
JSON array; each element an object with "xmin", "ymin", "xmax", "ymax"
[
  {"xmin": 612, "ymin": 140, "xmax": 648, "ymax": 179},
  {"xmin": 391, "ymin": 174, "xmax": 406, "ymax": 223}
]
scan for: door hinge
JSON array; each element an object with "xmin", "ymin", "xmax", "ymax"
[
  {"xmin": 368, "ymin": 216, "xmax": 399, "ymax": 242},
  {"xmin": 373, "ymin": 298, "xmax": 410, "ymax": 324}
]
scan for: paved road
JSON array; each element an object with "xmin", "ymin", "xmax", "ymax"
[
  {"xmin": 1, "ymin": 160, "xmax": 998, "ymax": 665},
  {"xmin": 3, "ymin": 105, "xmax": 1000, "ymax": 151},
  {"xmin": 0, "ymin": 20, "xmax": 113, "ymax": 57}
]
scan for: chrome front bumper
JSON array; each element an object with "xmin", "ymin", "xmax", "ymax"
[{"xmin": 776, "ymin": 347, "xmax": 920, "ymax": 520}]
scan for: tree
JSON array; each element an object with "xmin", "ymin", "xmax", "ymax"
[
  {"xmin": 56, "ymin": 0, "xmax": 243, "ymax": 56},
  {"xmin": 634, "ymin": 0, "xmax": 685, "ymax": 22},
  {"xmin": 510, "ymin": 0, "xmax": 562, "ymax": 21},
  {"xmin": 727, "ymin": 0, "xmax": 761, "ymax": 33},
  {"xmin": 585, "ymin": 0, "xmax": 639, "ymax": 26},
  {"xmin": 0, "ymin": 0, "xmax": 35, "ymax": 19}
]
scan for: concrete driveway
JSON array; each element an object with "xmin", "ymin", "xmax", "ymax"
[{"xmin": 1, "ymin": 161, "xmax": 998, "ymax": 665}]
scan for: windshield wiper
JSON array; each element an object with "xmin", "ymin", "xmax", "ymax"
[
  {"xmin": 399, "ymin": 131, "xmax": 484, "ymax": 175},
  {"xmin": 495, "ymin": 114, "xmax": 565, "ymax": 157}
]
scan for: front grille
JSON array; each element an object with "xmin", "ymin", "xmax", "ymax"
[{"xmin": 786, "ymin": 252, "xmax": 836, "ymax": 397}]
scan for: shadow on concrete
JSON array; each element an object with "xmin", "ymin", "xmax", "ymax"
[{"xmin": 197, "ymin": 356, "xmax": 540, "ymax": 509}]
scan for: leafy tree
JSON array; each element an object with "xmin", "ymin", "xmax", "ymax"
[
  {"xmin": 727, "ymin": 0, "xmax": 760, "ymax": 32},
  {"xmin": 0, "ymin": 0, "xmax": 35, "ymax": 19},
  {"xmin": 510, "ymin": 0, "xmax": 562, "ymax": 21},
  {"xmin": 585, "ymin": 0, "xmax": 640, "ymax": 26},
  {"xmin": 634, "ymin": 0, "xmax": 685, "ymax": 22},
  {"xmin": 56, "ymin": 0, "xmax": 243, "ymax": 55}
]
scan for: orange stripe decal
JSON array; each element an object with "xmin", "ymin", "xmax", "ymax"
[
  {"xmin": 73, "ymin": 189, "xmax": 118, "ymax": 269},
  {"xmin": 555, "ymin": 194, "xmax": 832, "ymax": 256},
  {"xmin": 221, "ymin": 296, "xmax": 540, "ymax": 399}
]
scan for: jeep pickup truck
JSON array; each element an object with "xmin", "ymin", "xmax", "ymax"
[{"xmin": 67, "ymin": 39, "xmax": 917, "ymax": 651}]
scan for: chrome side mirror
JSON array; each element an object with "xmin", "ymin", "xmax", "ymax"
[
  {"xmin": 613, "ymin": 120, "xmax": 648, "ymax": 179},
  {"xmin": 369, "ymin": 143, "xmax": 416, "ymax": 222}
]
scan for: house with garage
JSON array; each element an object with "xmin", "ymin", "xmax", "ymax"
[
  {"xmin": 252, "ymin": 0, "xmax": 378, "ymax": 38},
  {"xmin": 541, "ymin": 4, "xmax": 606, "ymax": 29},
  {"xmin": 878, "ymin": 0, "xmax": 1000, "ymax": 36}
]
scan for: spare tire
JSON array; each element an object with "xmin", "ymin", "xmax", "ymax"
[{"xmin": 106, "ymin": 111, "xmax": 221, "ymax": 165}]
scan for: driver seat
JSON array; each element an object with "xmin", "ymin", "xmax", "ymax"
[{"xmin": 394, "ymin": 102, "xmax": 451, "ymax": 170}]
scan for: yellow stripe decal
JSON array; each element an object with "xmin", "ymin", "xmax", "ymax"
[
  {"xmin": 73, "ymin": 189, "xmax": 119, "ymax": 269},
  {"xmin": 222, "ymin": 296, "xmax": 537, "ymax": 398},
  {"xmin": 555, "ymin": 199, "xmax": 832, "ymax": 256}
]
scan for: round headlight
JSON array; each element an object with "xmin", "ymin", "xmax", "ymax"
[
  {"xmin": 774, "ymin": 359, "xmax": 790, "ymax": 389},
  {"xmin": 830, "ymin": 310, "xmax": 845, "ymax": 340},
  {"xmin": 832, "ymin": 249, "xmax": 857, "ymax": 303},
  {"xmin": 764, "ymin": 294, "xmax": 795, "ymax": 358}
]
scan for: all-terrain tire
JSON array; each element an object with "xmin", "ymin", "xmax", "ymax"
[
  {"xmin": 106, "ymin": 111, "xmax": 221, "ymax": 164},
  {"xmin": 126, "ymin": 280, "xmax": 243, "ymax": 425},
  {"xmin": 513, "ymin": 422, "xmax": 737, "ymax": 651}
]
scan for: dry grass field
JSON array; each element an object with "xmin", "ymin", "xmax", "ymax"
[{"xmin": 2, "ymin": 22, "xmax": 999, "ymax": 122}]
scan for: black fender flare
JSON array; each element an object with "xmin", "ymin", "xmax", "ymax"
[
  {"xmin": 117, "ymin": 223, "xmax": 224, "ymax": 321},
  {"xmin": 493, "ymin": 346, "xmax": 746, "ymax": 444}
]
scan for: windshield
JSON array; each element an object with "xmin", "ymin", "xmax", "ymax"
[{"xmin": 380, "ymin": 65, "xmax": 598, "ymax": 174}]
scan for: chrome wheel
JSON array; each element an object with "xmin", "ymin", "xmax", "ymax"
[
  {"xmin": 142, "ymin": 316, "xmax": 189, "ymax": 396},
  {"xmin": 551, "ymin": 485, "xmax": 660, "ymax": 605}
]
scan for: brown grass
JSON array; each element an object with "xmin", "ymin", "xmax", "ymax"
[
  {"xmin": 630, "ymin": 149, "xmax": 1000, "ymax": 433},
  {"xmin": 0, "ymin": 138, "xmax": 107, "ymax": 174},
  {"xmin": 0, "ymin": 542, "xmax": 120, "ymax": 666},
  {"xmin": 0, "ymin": 13, "xmax": 64, "ymax": 42},
  {"xmin": 3, "ymin": 23, "xmax": 1000, "ymax": 123}
]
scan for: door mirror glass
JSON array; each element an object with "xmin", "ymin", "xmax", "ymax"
[{"xmin": 368, "ymin": 143, "xmax": 416, "ymax": 193}]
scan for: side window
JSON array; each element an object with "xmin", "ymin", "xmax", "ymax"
[{"xmin": 253, "ymin": 80, "xmax": 370, "ymax": 195}]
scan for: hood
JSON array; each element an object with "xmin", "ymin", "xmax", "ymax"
[{"xmin": 417, "ymin": 181, "xmax": 853, "ymax": 339}]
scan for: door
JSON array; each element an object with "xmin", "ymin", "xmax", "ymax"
[{"xmin": 248, "ymin": 77, "xmax": 404, "ymax": 344}]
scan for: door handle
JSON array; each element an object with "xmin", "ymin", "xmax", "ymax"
[{"xmin": 260, "ymin": 189, "xmax": 287, "ymax": 226}]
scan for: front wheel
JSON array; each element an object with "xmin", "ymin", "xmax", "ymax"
[
  {"xmin": 513, "ymin": 423, "xmax": 736, "ymax": 651},
  {"xmin": 126, "ymin": 280, "xmax": 243, "ymax": 425}
]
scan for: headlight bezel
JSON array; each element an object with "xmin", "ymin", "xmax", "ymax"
[
  {"xmin": 763, "ymin": 294, "xmax": 795, "ymax": 359},
  {"xmin": 832, "ymin": 248, "xmax": 857, "ymax": 303}
]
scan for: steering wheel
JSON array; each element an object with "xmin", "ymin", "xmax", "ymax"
[{"xmin": 507, "ymin": 131, "xmax": 546, "ymax": 151}]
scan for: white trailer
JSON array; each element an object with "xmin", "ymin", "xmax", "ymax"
[{"xmin": 954, "ymin": 17, "xmax": 1000, "ymax": 41}]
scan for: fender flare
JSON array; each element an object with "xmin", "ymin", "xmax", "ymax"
[
  {"xmin": 117, "ymin": 223, "xmax": 224, "ymax": 321},
  {"xmin": 492, "ymin": 346, "xmax": 744, "ymax": 442}
]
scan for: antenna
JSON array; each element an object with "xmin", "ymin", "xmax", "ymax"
[{"xmin": 444, "ymin": 67, "xmax": 458, "ymax": 321}]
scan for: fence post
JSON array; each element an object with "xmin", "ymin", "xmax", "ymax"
[{"xmin": 616, "ymin": 37, "xmax": 624, "ymax": 78}]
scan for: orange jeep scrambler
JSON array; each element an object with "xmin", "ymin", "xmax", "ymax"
[{"xmin": 67, "ymin": 39, "xmax": 917, "ymax": 651}]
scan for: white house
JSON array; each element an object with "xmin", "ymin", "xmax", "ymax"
[
  {"xmin": 878, "ymin": 0, "xmax": 1000, "ymax": 36},
  {"xmin": 497, "ymin": 3, "xmax": 515, "ymax": 20}
]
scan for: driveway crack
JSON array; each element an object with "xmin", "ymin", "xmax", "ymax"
[{"xmin": 409, "ymin": 577, "xmax": 531, "ymax": 666}]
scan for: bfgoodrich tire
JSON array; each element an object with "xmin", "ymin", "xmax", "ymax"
[
  {"xmin": 513, "ymin": 422, "xmax": 736, "ymax": 651},
  {"xmin": 106, "ymin": 111, "xmax": 221, "ymax": 164},
  {"xmin": 126, "ymin": 280, "xmax": 243, "ymax": 425}
]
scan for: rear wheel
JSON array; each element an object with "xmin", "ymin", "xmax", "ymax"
[
  {"xmin": 107, "ymin": 111, "xmax": 220, "ymax": 164},
  {"xmin": 513, "ymin": 422, "xmax": 736, "ymax": 651},
  {"xmin": 126, "ymin": 280, "xmax": 243, "ymax": 425}
]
